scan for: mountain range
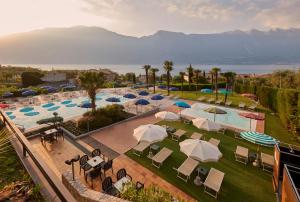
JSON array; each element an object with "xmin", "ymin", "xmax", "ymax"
[{"xmin": 1, "ymin": 26, "xmax": 300, "ymax": 65}]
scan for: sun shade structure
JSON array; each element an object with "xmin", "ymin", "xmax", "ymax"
[
  {"xmin": 22, "ymin": 90, "xmax": 36, "ymax": 97},
  {"xmin": 123, "ymin": 93, "xmax": 136, "ymax": 99},
  {"xmin": 135, "ymin": 99, "xmax": 150, "ymax": 105},
  {"xmin": 133, "ymin": 124, "xmax": 167, "ymax": 143},
  {"xmin": 37, "ymin": 116, "xmax": 64, "ymax": 125},
  {"xmin": 204, "ymin": 106, "xmax": 227, "ymax": 122},
  {"xmin": 2, "ymin": 92, "xmax": 13, "ymax": 98},
  {"xmin": 151, "ymin": 95, "xmax": 164, "ymax": 100},
  {"xmin": 240, "ymin": 131, "xmax": 278, "ymax": 147},
  {"xmin": 78, "ymin": 102, "xmax": 93, "ymax": 108},
  {"xmin": 201, "ymin": 89, "xmax": 213, "ymax": 93},
  {"xmin": 180, "ymin": 139, "xmax": 222, "ymax": 162},
  {"xmin": 138, "ymin": 91, "xmax": 149, "ymax": 96},
  {"xmin": 169, "ymin": 87, "xmax": 179, "ymax": 91},
  {"xmin": 158, "ymin": 85, "xmax": 166, "ymax": 89},
  {"xmin": 239, "ymin": 112, "xmax": 264, "ymax": 131},
  {"xmin": 155, "ymin": 111, "xmax": 179, "ymax": 121},
  {"xmin": 105, "ymin": 97, "xmax": 121, "ymax": 102},
  {"xmin": 192, "ymin": 118, "xmax": 222, "ymax": 131},
  {"xmin": 174, "ymin": 101, "xmax": 191, "ymax": 108}
]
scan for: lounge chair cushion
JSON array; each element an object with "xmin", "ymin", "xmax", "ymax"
[
  {"xmin": 133, "ymin": 142, "xmax": 150, "ymax": 152},
  {"xmin": 209, "ymin": 138, "xmax": 220, "ymax": 147},
  {"xmin": 177, "ymin": 158, "xmax": 199, "ymax": 177},
  {"xmin": 190, "ymin": 132, "xmax": 203, "ymax": 140},
  {"xmin": 261, "ymin": 153, "xmax": 274, "ymax": 166},
  {"xmin": 152, "ymin": 147, "xmax": 173, "ymax": 164},
  {"xmin": 204, "ymin": 168, "xmax": 225, "ymax": 193},
  {"xmin": 235, "ymin": 146, "xmax": 248, "ymax": 158}
]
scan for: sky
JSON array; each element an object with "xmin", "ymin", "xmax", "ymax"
[{"xmin": 1, "ymin": 0, "xmax": 300, "ymax": 37}]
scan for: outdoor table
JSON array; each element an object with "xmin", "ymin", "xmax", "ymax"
[
  {"xmin": 44, "ymin": 128, "xmax": 58, "ymax": 135},
  {"xmin": 87, "ymin": 156, "xmax": 104, "ymax": 168},
  {"xmin": 114, "ymin": 177, "xmax": 131, "ymax": 192},
  {"xmin": 41, "ymin": 129, "xmax": 58, "ymax": 144}
]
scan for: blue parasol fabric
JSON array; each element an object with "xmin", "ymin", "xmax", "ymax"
[
  {"xmin": 79, "ymin": 102, "xmax": 93, "ymax": 108},
  {"xmin": 169, "ymin": 87, "xmax": 179, "ymax": 91},
  {"xmin": 138, "ymin": 91, "xmax": 149, "ymax": 96},
  {"xmin": 3, "ymin": 92, "xmax": 13, "ymax": 97},
  {"xmin": 22, "ymin": 90, "xmax": 36, "ymax": 97},
  {"xmin": 151, "ymin": 95, "xmax": 164, "ymax": 100},
  {"xmin": 123, "ymin": 93, "xmax": 137, "ymax": 99},
  {"xmin": 240, "ymin": 131, "xmax": 278, "ymax": 147},
  {"xmin": 174, "ymin": 101, "xmax": 191, "ymax": 108},
  {"xmin": 158, "ymin": 85, "xmax": 166, "ymax": 89},
  {"xmin": 135, "ymin": 99, "xmax": 150, "ymax": 105},
  {"xmin": 201, "ymin": 89, "xmax": 213, "ymax": 93},
  {"xmin": 105, "ymin": 97, "xmax": 121, "ymax": 102}
]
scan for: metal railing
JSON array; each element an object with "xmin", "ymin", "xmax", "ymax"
[{"xmin": 0, "ymin": 110, "xmax": 75, "ymax": 202}]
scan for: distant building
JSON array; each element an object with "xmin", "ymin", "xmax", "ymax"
[{"xmin": 41, "ymin": 71, "xmax": 67, "ymax": 82}]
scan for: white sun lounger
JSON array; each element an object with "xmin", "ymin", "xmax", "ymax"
[
  {"xmin": 175, "ymin": 158, "xmax": 199, "ymax": 182},
  {"xmin": 239, "ymin": 102, "xmax": 246, "ymax": 108},
  {"xmin": 197, "ymin": 97, "xmax": 206, "ymax": 102},
  {"xmin": 248, "ymin": 104, "xmax": 257, "ymax": 111},
  {"xmin": 225, "ymin": 100, "xmax": 232, "ymax": 106},
  {"xmin": 151, "ymin": 147, "xmax": 173, "ymax": 168},
  {"xmin": 133, "ymin": 142, "xmax": 150, "ymax": 157},
  {"xmin": 207, "ymin": 98, "xmax": 215, "ymax": 103},
  {"xmin": 234, "ymin": 146, "xmax": 249, "ymax": 164},
  {"xmin": 209, "ymin": 138, "xmax": 220, "ymax": 147},
  {"xmin": 215, "ymin": 99, "xmax": 223, "ymax": 105},
  {"xmin": 171, "ymin": 129, "xmax": 187, "ymax": 142},
  {"xmin": 190, "ymin": 132, "xmax": 204, "ymax": 140},
  {"xmin": 204, "ymin": 168, "xmax": 225, "ymax": 198},
  {"xmin": 261, "ymin": 152, "xmax": 274, "ymax": 173}
]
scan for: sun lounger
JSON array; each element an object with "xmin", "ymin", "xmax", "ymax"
[
  {"xmin": 204, "ymin": 168, "xmax": 225, "ymax": 198},
  {"xmin": 133, "ymin": 142, "xmax": 150, "ymax": 157},
  {"xmin": 248, "ymin": 104, "xmax": 257, "ymax": 111},
  {"xmin": 207, "ymin": 98, "xmax": 215, "ymax": 103},
  {"xmin": 151, "ymin": 147, "xmax": 173, "ymax": 168},
  {"xmin": 239, "ymin": 102, "xmax": 246, "ymax": 109},
  {"xmin": 225, "ymin": 100, "xmax": 232, "ymax": 106},
  {"xmin": 261, "ymin": 152, "xmax": 274, "ymax": 173},
  {"xmin": 215, "ymin": 99, "xmax": 223, "ymax": 105},
  {"xmin": 197, "ymin": 97, "xmax": 206, "ymax": 102},
  {"xmin": 234, "ymin": 146, "xmax": 249, "ymax": 164},
  {"xmin": 190, "ymin": 132, "xmax": 204, "ymax": 140},
  {"xmin": 209, "ymin": 138, "xmax": 220, "ymax": 147},
  {"xmin": 171, "ymin": 129, "xmax": 186, "ymax": 142},
  {"xmin": 175, "ymin": 158, "xmax": 199, "ymax": 182}
]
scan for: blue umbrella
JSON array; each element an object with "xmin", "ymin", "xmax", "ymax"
[
  {"xmin": 123, "ymin": 93, "xmax": 137, "ymax": 99},
  {"xmin": 138, "ymin": 91, "xmax": 149, "ymax": 96},
  {"xmin": 201, "ymin": 89, "xmax": 213, "ymax": 93},
  {"xmin": 79, "ymin": 102, "xmax": 93, "ymax": 108},
  {"xmin": 22, "ymin": 90, "xmax": 36, "ymax": 97},
  {"xmin": 19, "ymin": 88, "xmax": 31, "ymax": 93},
  {"xmin": 135, "ymin": 99, "xmax": 150, "ymax": 105},
  {"xmin": 105, "ymin": 97, "xmax": 121, "ymax": 102},
  {"xmin": 151, "ymin": 95, "xmax": 164, "ymax": 100},
  {"xmin": 47, "ymin": 87, "xmax": 58, "ymax": 93},
  {"xmin": 158, "ymin": 85, "xmax": 166, "ymax": 89},
  {"xmin": 2, "ymin": 92, "xmax": 13, "ymax": 98},
  {"xmin": 169, "ymin": 87, "xmax": 179, "ymax": 91},
  {"xmin": 174, "ymin": 101, "xmax": 191, "ymax": 108}
]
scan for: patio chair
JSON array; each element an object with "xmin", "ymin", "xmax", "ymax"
[
  {"xmin": 225, "ymin": 100, "xmax": 232, "ymax": 106},
  {"xmin": 209, "ymin": 138, "xmax": 220, "ymax": 147},
  {"xmin": 203, "ymin": 168, "xmax": 225, "ymax": 198},
  {"xmin": 135, "ymin": 181, "xmax": 144, "ymax": 191},
  {"xmin": 174, "ymin": 157, "xmax": 199, "ymax": 182},
  {"xmin": 91, "ymin": 148, "xmax": 104, "ymax": 159},
  {"xmin": 238, "ymin": 102, "xmax": 246, "ymax": 109},
  {"xmin": 116, "ymin": 168, "xmax": 132, "ymax": 181},
  {"xmin": 234, "ymin": 146, "xmax": 249, "ymax": 165},
  {"xmin": 133, "ymin": 142, "xmax": 150, "ymax": 157},
  {"xmin": 215, "ymin": 99, "xmax": 223, "ymax": 105},
  {"xmin": 190, "ymin": 132, "xmax": 204, "ymax": 140},
  {"xmin": 261, "ymin": 152, "xmax": 274, "ymax": 173},
  {"xmin": 85, "ymin": 167, "xmax": 101, "ymax": 189},
  {"xmin": 197, "ymin": 97, "xmax": 206, "ymax": 102},
  {"xmin": 102, "ymin": 177, "xmax": 119, "ymax": 196},
  {"xmin": 79, "ymin": 155, "xmax": 92, "ymax": 175},
  {"xmin": 207, "ymin": 98, "xmax": 215, "ymax": 103},
  {"xmin": 151, "ymin": 147, "xmax": 173, "ymax": 168},
  {"xmin": 248, "ymin": 104, "xmax": 257, "ymax": 111},
  {"xmin": 102, "ymin": 160, "xmax": 114, "ymax": 177},
  {"xmin": 171, "ymin": 129, "xmax": 187, "ymax": 142}
]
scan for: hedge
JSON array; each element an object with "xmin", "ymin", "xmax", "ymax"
[
  {"xmin": 256, "ymin": 86, "xmax": 278, "ymax": 112},
  {"xmin": 170, "ymin": 82, "xmax": 226, "ymax": 91}
]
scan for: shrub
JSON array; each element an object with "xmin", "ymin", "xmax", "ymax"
[
  {"xmin": 170, "ymin": 83, "xmax": 226, "ymax": 91},
  {"xmin": 256, "ymin": 86, "xmax": 278, "ymax": 111},
  {"xmin": 21, "ymin": 71, "xmax": 44, "ymax": 87}
]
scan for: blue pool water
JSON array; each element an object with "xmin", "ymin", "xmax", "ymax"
[
  {"xmin": 66, "ymin": 103, "xmax": 77, "ymax": 107},
  {"xmin": 61, "ymin": 100, "xmax": 72, "ymax": 105},
  {"xmin": 6, "ymin": 111, "xmax": 13, "ymax": 116},
  {"xmin": 9, "ymin": 115, "xmax": 16, "ymax": 120},
  {"xmin": 24, "ymin": 112, "xmax": 40, "ymax": 116},
  {"xmin": 48, "ymin": 106, "xmax": 60, "ymax": 111},
  {"xmin": 20, "ymin": 107, "xmax": 34, "ymax": 113},
  {"xmin": 42, "ymin": 103, "xmax": 55, "ymax": 108},
  {"xmin": 181, "ymin": 103, "xmax": 255, "ymax": 131}
]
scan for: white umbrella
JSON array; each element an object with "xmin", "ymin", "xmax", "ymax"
[
  {"xmin": 179, "ymin": 139, "xmax": 222, "ymax": 162},
  {"xmin": 133, "ymin": 124, "xmax": 167, "ymax": 143},
  {"xmin": 192, "ymin": 118, "xmax": 222, "ymax": 131},
  {"xmin": 155, "ymin": 111, "xmax": 180, "ymax": 121}
]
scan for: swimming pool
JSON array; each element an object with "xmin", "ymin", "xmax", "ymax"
[
  {"xmin": 6, "ymin": 92, "xmax": 130, "ymax": 131},
  {"xmin": 181, "ymin": 103, "xmax": 257, "ymax": 131}
]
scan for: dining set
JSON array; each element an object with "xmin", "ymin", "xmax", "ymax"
[{"xmin": 40, "ymin": 128, "xmax": 64, "ymax": 145}]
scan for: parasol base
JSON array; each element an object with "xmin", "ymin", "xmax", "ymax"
[
  {"xmin": 253, "ymin": 160, "xmax": 260, "ymax": 167},
  {"xmin": 194, "ymin": 176, "xmax": 202, "ymax": 186}
]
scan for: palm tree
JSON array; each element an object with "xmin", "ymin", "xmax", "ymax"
[
  {"xmin": 186, "ymin": 64, "xmax": 194, "ymax": 91},
  {"xmin": 79, "ymin": 71, "xmax": 105, "ymax": 113},
  {"xmin": 211, "ymin": 67, "xmax": 221, "ymax": 100},
  {"xmin": 143, "ymin": 65, "xmax": 151, "ymax": 89},
  {"xmin": 221, "ymin": 72, "xmax": 236, "ymax": 103},
  {"xmin": 209, "ymin": 70, "xmax": 214, "ymax": 90},
  {"xmin": 163, "ymin": 60, "xmax": 173, "ymax": 96},
  {"xmin": 194, "ymin": 69, "xmax": 201, "ymax": 91},
  {"xmin": 150, "ymin": 68, "xmax": 159, "ymax": 93},
  {"xmin": 179, "ymin": 72, "xmax": 185, "ymax": 94}
]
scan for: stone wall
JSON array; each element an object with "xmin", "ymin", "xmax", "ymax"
[{"xmin": 62, "ymin": 171, "xmax": 127, "ymax": 202}]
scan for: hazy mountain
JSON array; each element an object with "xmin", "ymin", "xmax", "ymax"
[{"xmin": 1, "ymin": 26, "xmax": 300, "ymax": 65}]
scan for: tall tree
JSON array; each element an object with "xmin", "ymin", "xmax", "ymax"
[
  {"xmin": 194, "ymin": 69, "xmax": 201, "ymax": 91},
  {"xmin": 211, "ymin": 67, "xmax": 221, "ymax": 100},
  {"xmin": 186, "ymin": 64, "xmax": 194, "ymax": 91},
  {"xmin": 221, "ymin": 71, "xmax": 236, "ymax": 103},
  {"xmin": 150, "ymin": 68, "xmax": 159, "ymax": 93},
  {"xmin": 79, "ymin": 71, "xmax": 105, "ymax": 113},
  {"xmin": 179, "ymin": 72, "xmax": 185, "ymax": 94},
  {"xmin": 209, "ymin": 70, "xmax": 214, "ymax": 90},
  {"xmin": 143, "ymin": 65, "xmax": 151, "ymax": 89},
  {"xmin": 163, "ymin": 60, "xmax": 173, "ymax": 96}
]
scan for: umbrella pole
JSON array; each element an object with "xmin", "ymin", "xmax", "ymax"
[{"xmin": 249, "ymin": 118, "xmax": 252, "ymax": 131}]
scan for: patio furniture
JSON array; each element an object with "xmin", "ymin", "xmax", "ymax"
[
  {"xmin": 261, "ymin": 152, "xmax": 274, "ymax": 172},
  {"xmin": 91, "ymin": 148, "xmax": 104, "ymax": 159},
  {"xmin": 225, "ymin": 100, "xmax": 232, "ymax": 106},
  {"xmin": 234, "ymin": 146, "xmax": 249, "ymax": 164},
  {"xmin": 203, "ymin": 168, "xmax": 225, "ymax": 198},
  {"xmin": 79, "ymin": 155, "xmax": 92, "ymax": 175},
  {"xmin": 197, "ymin": 97, "xmax": 206, "ymax": 102},
  {"xmin": 190, "ymin": 132, "xmax": 204, "ymax": 140},
  {"xmin": 248, "ymin": 104, "xmax": 257, "ymax": 111},
  {"xmin": 133, "ymin": 142, "xmax": 150, "ymax": 157},
  {"xmin": 151, "ymin": 147, "xmax": 173, "ymax": 168},
  {"xmin": 194, "ymin": 166, "xmax": 209, "ymax": 185},
  {"xmin": 239, "ymin": 102, "xmax": 246, "ymax": 109},
  {"xmin": 171, "ymin": 129, "xmax": 186, "ymax": 142},
  {"xmin": 135, "ymin": 181, "xmax": 144, "ymax": 191},
  {"xmin": 116, "ymin": 168, "xmax": 132, "ymax": 181},
  {"xmin": 209, "ymin": 138, "xmax": 220, "ymax": 147},
  {"xmin": 147, "ymin": 144, "xmax": 160, "ymax": 158},
  {"xmin": 175, "ymin": 157, "xmax": 199, "ymax": 182},
  {"xmin": 85, "ymin": 167, "xmax": 101, "ymax": 189},
  {"xmin": 249, "ymin": 151, "xmax": 258, "ymax": 163},
  {"xmin": 102, "ymin": 177, "xmax": 119, "ymax": 196},
  {"xmin": 87, "ymin": 156, "xmax": 104, "ymax": 168},
  {"xmin": 215, "ymin": 99, "xmax": 223, "ymax": 105},
  {"xmin": 102, "ymin": 160, "xmax": 114, "ymax": 177},
  {"xmin": 114, "ymin": 176, "xmax": 131, "ymax": 193},
  {"xmin": 207, "ymin": 98, "xmax": 215, "ymax": 103}
]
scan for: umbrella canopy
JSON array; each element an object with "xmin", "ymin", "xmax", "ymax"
[
  {"xmin": 105, "ymin": 97, "xmax": 121, "ymax": 102},
  {"xmin": 138, "ymin": 91, "xmax": 149, "ymax": 96},
  {"xmin": 2, "ymin": 92, "xmax": 13, "ymax": 98},
  {"xmin": 0, "ymin": 104, "xmax": 9, "ymax": 109},
  {"xmin": 169, "ymin": 87, "xmax": 179, "ymax": 91},
  {"xmin": 218, "ymin": 89, "xmax": 232, "ymax": 94},
  {"xmin": 239, "ymin": 113, "xmax": 264, "ymax": 120},
  {"xmin": 201, "ymin": 89, "xmax": 213, "ymax": 93},
  {"xmin": 37, "ymin": 116, "xmax": 64, "ymax": 125},
  {"xmin": 204, "ymin": 107, "xmax": 227, "ymax": 114},
  {"xmin": 133, "ymin": 124, "xmax": 167, "ymax": 143},
  {"xmin": 179, "ymin": 139, "xmax": 222, "ymax": 162},
  {"xmin": 240, "ymin": 131, "xmax": 278, "ymax": 147},
  {"xmin": 174, "ymin": 101, "xmax": 191, "ymax": 108},
  {"xmin": 78, "ymin": 102, "xmax": 93, "ymax": 108},
  {"xmin": 22, "ymin": 90, "xmax": 36, "ymax": 97},
  {"xmin": 135, "ymin": 99, "xmax": 150, "ymax": 105},
  {"xmin": 123, "ymin": 93, "xmax": 137, "ymax": 99},
  {"xmin": 155, "ymin": 111, "xmax": 179, "ymax": 121},
  {"xmin": 158, "ymin": 85, "xmax": 166, "ymax": 89},
  {"xmin": 151, "ymin": 95, "xmax": 164, "ymax": 100},
  {"xmin": 192, "ymin": 118, "xmax": 222, "ymax": 131}
]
